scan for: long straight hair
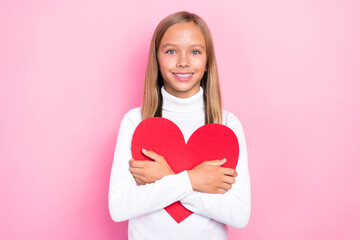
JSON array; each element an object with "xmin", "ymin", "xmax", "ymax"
[{"xmin": 142, "ymin": 11, "xmax": 222, "ymax": 124}]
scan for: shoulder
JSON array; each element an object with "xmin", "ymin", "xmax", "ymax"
[
  {"xmin": 222, "ymin": 109, "xmax": 244, "ymax": 130},
  {"xmin": 222, "ymin": 109, "xmax": 247, "ymax": 149},
  {"xmin": 121, "ymin": 106, "xmax": 142, "ymax": 128}
]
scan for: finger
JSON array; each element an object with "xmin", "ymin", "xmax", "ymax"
[
  {"xmin": 129, "ymin": 166, "xmax": 144, "ymax": 176},
  {"xmin": 129, "ymin": 159, "xmax": 147, "ymax": 168},
  {"xmin": 134, "ymin": 177, "xmax": 146, "ymax": 185},
  {"xmin": 205, "ymin": 158, "xmax": 226, "ymax": 166},
  {"xmin": 216, "ymin": 188, "xmax": 227, "ymax": 194},
  {"xmin": 131, "ymin": 172, "xmax": 144, "ymax": 179},
  {"xmin": 222, "ymin": 175, "xmax": 236, "ymax": 185},
  {"xmin": 220, "ymin": 182, "xmax": 232, "ymax": 191},
  {"xmin": 142, "ymin": 149, "xmax": 164, "ymax": 163},
  {"xmin": 222, "ymin": 167, "xmax": 236, "ymax": 176}
]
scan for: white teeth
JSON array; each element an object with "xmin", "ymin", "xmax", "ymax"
[{"xmin": 174, "ymin": 73, "xmax": 192, "ymax": 77}]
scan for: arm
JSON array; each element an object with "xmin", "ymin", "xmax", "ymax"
[
  {"xmin": 180, "ymin": 114, "xmax": 251, "ymax": 229},
  {"xmin": 108, "ymin": 113, "xmax": 194, "ymax": 222},
  {"xmin": 130, "ymin": 151, "xmax": 236, "ymax": 194}
]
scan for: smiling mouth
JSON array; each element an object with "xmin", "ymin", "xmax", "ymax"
[
  {"xmin": 173, "ymin": 72, "xmax": 194, "ymax": 77},
  {"xmin": 172, "ymin": 72, "xmax": 194, "ymax": 81}
]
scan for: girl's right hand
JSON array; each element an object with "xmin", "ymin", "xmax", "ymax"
[{"xmin": 187, "ymin": 159, "xmax": 238, "ymax": 194}]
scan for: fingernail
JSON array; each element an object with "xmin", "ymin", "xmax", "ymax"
[
  {"xmin": 142, "ymin": 149, "xmax": 147, "ymax": 154},
  {"xmin": 222, "ymin": 158, "xmax": 227, "ymax": 162}
]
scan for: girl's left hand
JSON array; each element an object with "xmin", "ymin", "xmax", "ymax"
[{"xmin": 129, "ymin": 149, "xmax": 175, "ymax": 185}]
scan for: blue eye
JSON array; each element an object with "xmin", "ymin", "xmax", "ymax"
[
  {"xmin": 166, "ymin": 49, "xmax": 175, "ymax": 54},
  {"xmin": 192, "ymin": 50, "xmax": 200, "ymax": 55}
]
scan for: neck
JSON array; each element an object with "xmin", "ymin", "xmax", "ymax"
[{"xmin": 161, "ymin": 86, "xmax": 204, "ymax": 113}]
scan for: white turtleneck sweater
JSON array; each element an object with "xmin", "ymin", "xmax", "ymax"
[{"xmin": 108, "ymin": 86, "xmax": 251, "ymax": 240}]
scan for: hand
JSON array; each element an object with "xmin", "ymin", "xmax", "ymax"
[
  {"xmin": 187, "ymin": 159, "xmax": 238, "ymax": 194},
  {"xmin": 129, "ymin": 149, "xmax": 175, "ymax": 185}
]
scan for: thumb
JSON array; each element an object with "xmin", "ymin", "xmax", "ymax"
[
  {"xmin": 206, "ymin": 158, "xmax": 227, "ymax": 166},
  {"xmin": 142, "ymin": 149, "xmax": 162, "ymax": 162}
]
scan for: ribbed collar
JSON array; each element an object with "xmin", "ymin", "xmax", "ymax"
[{"xmin": 161, "ymin": 86, "xmax": 205, "ymax": 113}]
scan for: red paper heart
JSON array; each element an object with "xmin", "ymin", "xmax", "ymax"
[{"xmin": 131, "ymin": 117, "xmax": 239, "ymax": 223}]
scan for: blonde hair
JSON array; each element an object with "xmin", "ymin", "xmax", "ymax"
[{"xmin": 142, "ymin": 11, "xmax": 222, "ymax": 124}]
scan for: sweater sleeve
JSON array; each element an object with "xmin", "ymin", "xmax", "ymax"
[
  {"xmin": 180, "ymin": 113, "xmax": 251, "ymax": 229},
  {"xmin": 108, "ymin": 111, "xmax": 194, "ymax": 222}
]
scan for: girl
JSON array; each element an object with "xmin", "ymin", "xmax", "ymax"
[{"xmin": 108, "ymin": 11, "xmax": 251, "ymax": 240}]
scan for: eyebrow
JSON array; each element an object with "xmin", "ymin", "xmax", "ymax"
[{"xmin": 160, "ymin": 43, "xmax": 205, "ymax": 50}]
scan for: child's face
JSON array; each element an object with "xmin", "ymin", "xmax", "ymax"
[{"xmin": 157, "ymin": 22, "xmax": 207, "ymax": 98}]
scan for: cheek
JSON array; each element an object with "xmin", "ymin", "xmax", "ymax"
[
  {"xmin": 193, "ymin": 57, "xmax": 207, "ymax": 70},
  {"xmin": 158, "ymin": 55, "xmax": 175, "ymax": 71},
  {"xmin": 157, "ymin": 57, "xmax": 173, "ymax": 81}
]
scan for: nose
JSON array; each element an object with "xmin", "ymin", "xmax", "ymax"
[{"xmin": 176, "ymin": 52, "xmax": 190, "ymax": 68}]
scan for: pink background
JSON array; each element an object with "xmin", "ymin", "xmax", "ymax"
[{"xmin": 1, "ymin": 0, "xmax": 359, "ymax": 239}]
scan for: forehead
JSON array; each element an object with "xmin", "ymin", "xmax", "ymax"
[{"xmin": 159, "ymin": 22, "xmax": 206, "ymax": 47}]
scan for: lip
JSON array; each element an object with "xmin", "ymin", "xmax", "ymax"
[{"xmin": 172, "ymin": 72, "xmax": 194, "ymax": 81}]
